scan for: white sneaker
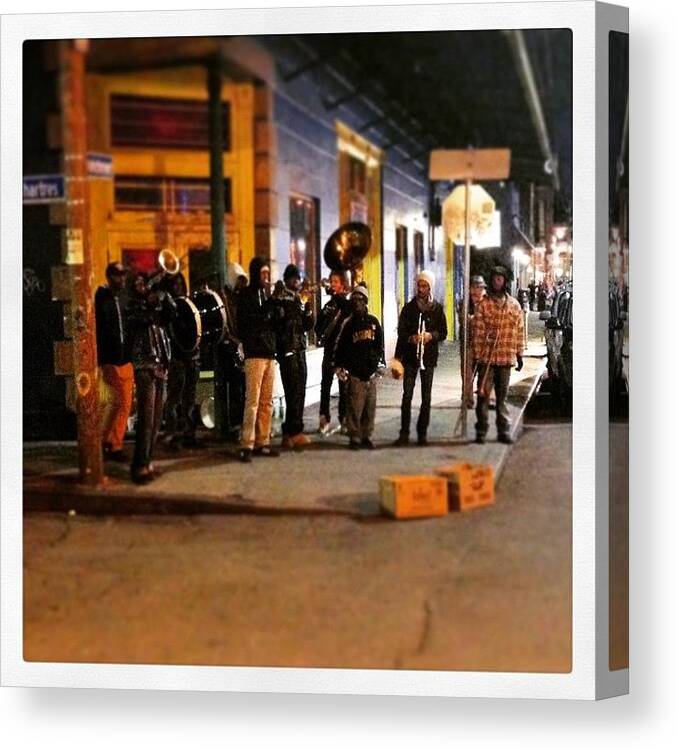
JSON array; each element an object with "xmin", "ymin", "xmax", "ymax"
[{"xmin": 318, "ymin": 416, "xmax": 331, "ymax": 435}]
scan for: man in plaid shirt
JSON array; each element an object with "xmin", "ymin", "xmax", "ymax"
[{"xmin": 471, "ymin": 266, "xmax": 524, "ymax": 444}]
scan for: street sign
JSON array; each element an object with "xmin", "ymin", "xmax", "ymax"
[
  {"xmin": 429, "ymin": 148, "xmax": 511, "ymax": 181},
  {"xmin": 87, "ymin": 152, "xmax": 113, "ymax": 178},
  {"xmin": 23, "ymin": 174, "xmax": 65, "ymax": 204}
]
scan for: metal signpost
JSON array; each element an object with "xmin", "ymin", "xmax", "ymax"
[{"xmin": 429, "ymin": 148, "xmax": 511, "ymax": 440}]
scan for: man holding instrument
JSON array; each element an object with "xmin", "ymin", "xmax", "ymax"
[
  {"xmin": 472, "ymin": 266, "xmax": 524, "ymax": 445},
  {"xmin": 392, "ymin": 270, "xmax": 448, "ymax": 447}
]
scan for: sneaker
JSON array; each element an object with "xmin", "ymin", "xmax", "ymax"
[
  {"xmin": 475, "ymin": 434, "xmax": 486, "ymax": 445},
  {"xmin": 417, "ymin": 435, "xmax": 428, "ymax": 447},
  {"xmin": 349, "ymin": 440, "xmax": 361, "ymax": 451},
  {"xmin": 318, "ymin": 416, "xmax": 331, "ymax": 435},
  {"xmin": 239, "ymin": 448, "xmax": 253, "ymax": 463},
  {"xmin": 393, "ymin": 434, "xmax": 409, "ymax": 447},
  {"xmin": 361, "ymin": 438, "xmax": 375, "ymax": 450},
  {"xmin": 253, "ymin": 445, "xmax": 279, "ymax": 457},
  {"xmin": 131, "ymin": 466, "xmax": 153, "ymax": 485},
  {"xmin": 339, "ymin": 420, "xmax": 349, "ymax": 436},
  {"xmin": 497, "ymin": 433, "xmax": 514, "ymax": 445},
  {"xmin": 291, "ymin": 433, "xmax": 312, "ymax": 447}
]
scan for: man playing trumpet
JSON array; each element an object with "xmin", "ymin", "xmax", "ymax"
[{"xmin": 392, "ymin": 270, "xmax": 448, "ymax": 447}]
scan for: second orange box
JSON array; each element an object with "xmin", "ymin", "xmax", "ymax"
[{"xmin": 435, "ymin": 463, "xmax": 495, "ymax": 511}]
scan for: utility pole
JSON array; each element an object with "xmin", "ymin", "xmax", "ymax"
[
  {"xmin": 59, "ymin": 39, "xmax": 104, "ymax": 486},
  {"xmin": 208, "ymin": 54, "xmax": 228, "ymax": 291},
  {"xmin": 207, "ymin": 54, "xmax": 230, "ymax": 438}
]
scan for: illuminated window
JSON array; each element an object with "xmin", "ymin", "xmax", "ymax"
[
  {"xmin": 110, "ymin": 95, "xmax": 230, "ymax": 150},
  {"xmin": 114, "ymin": 176, "xmax": 231, "ymax": 213}
]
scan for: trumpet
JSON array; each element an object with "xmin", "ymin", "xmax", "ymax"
[
  {"xmin": 299, "ymin": 278, "xmax": 330, "ymax": 305},
  {"xmin": 146, "ymin": 248, "xmax": 181, "ymax": 292}
]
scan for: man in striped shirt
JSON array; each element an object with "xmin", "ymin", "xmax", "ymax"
[{"xmin": 471, "ymin": 266, "xmax": 524, "ymax": 445}]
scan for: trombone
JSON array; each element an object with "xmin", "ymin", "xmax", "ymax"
[{"xmin": 417, "ymin": 313, "xmax": 426, "ymax": 371}]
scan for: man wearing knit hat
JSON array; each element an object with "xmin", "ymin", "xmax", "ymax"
[
  {"xmin": 273, "ymin": 263, "xmax": 314, "ymax": 449},
  {"xmin": 333, "ymin": 283, "xmax": 385, "ymax": 450},
  {"xmin": 392, "ymin": 270, "xmax": 448, "ymax": 447}
]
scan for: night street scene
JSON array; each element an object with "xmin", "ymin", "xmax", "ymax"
[{"xmin": 20, "ymin": 29, "xmax": 619, "ymax": 673}]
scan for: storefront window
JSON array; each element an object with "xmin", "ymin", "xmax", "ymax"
[{"xmin": 110, "ymin": 95, "xmax": 230, "ymax": 150}]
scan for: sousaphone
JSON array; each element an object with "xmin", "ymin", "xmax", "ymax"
[{"xmin": 323, "ymin": 222, "xmax": 371, "ymax": 273}]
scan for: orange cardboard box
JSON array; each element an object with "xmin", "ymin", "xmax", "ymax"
[
  {"xmin": 435, "ymin": 463, "xmax": 495, "ymax": 511},
  {"xmin": 379, "ymin": 475, "xmax": 448, "ymax": 519}
]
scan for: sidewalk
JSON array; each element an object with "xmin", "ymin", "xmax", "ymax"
[{"xmin": 24, "ymin": 323, "xmax": 546, "ymax": 518}]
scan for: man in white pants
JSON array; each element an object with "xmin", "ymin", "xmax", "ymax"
[{"xmin": 236, "ymin": 256, "xmax": 280, "ymax": 463}]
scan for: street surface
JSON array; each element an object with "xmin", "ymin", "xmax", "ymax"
[{"xmin": 23, "ymin": 329, "xmax": 572, "ymax": 672}]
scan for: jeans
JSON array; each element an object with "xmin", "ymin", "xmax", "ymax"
[
  {"xmin": 164, "ymin": 358, "xmax": 199, "ymax": 440},
  {"xmin": 279, "ymin": 352, "xmax": 307, "ymax": 436},
  {"xmin": 133, "ymin": 368, "xmax": 167, "ymax": 470},
  {"xmin": 475, "ymin": 364, "xmax": 512, "ymax": 438},
  {"xmin": 101, "ymin": 362, "xmax": 134, "ymax": 450},
  {"xmin": 319, "ymin": 357, "xmax": 347, "ymax": 424},
  {"xmin": 346, "ymin": 375, "xmax": 377, "ymax": 441},
  {"xmin": 400, "ymin": 364, "xmax": 435, "ymax": 437},
  {"xmin": 241, "ymin": 358, "xmax": 276, "ymax": 450}
]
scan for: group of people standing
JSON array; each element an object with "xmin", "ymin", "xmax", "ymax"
[{"xmin": 94, "ymin": 255, "xmax": 525, "ymax": 484}]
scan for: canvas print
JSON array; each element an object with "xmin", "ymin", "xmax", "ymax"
[
  {"xmin": 608, "ymin": 29, "xmax": 629, "ymax": 672},
  {"xmin": 22, "ymin": 28, "xmax": 575, "ymax": 672}
]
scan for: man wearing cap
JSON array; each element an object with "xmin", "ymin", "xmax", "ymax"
[
  {"xmin": 392, "ymin": 270, "xmax": 448, "ymax": 447},
  {"xmin": 334, "ymin": 283, "xmax": 385, "ymax": 449},
  {"xmin": 457, "ymin": 275, "xmax": 488, "ymax": 408},
  {"xmin": 95, "ymin": 262, "xmax": 133, "ymax": 462},
  {"xmin": 472, "ymin": 265, "xmax": 524, "ymax": 445},
  {"xmin": 273, "ymin": 263, "xmax": 314, "ymax": 449}
]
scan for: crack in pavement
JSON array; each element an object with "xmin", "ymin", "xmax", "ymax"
[{"xmin": 393, "ymin": 596, "xmax": 435, "ymax": 669}]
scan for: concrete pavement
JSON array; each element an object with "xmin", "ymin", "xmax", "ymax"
[{"xmin": 24, "ymin": 321, "xmax": 546, "ymax": 518}]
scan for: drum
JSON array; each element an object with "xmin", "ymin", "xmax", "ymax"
[
  {"xmin": 171, "ymin": 289, "xmax": 228, "ymax": 353},
  {"xmin": 172, "ymin": 296, "xmax": 202, "ymax": 353},
  {"xmin": 193, "ymin": 289, "xmax": 228, "ymax": 347}
]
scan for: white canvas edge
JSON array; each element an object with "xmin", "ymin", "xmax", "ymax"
[
  {"xmin": 1, "ymin": 1, "xmax": 601, "ymax": 700},
  {"xmin": 594, "ymin": 1, "xmax": 629, "ymax": 700}
]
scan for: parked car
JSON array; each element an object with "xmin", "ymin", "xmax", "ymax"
[
  {"xmin": 539, "ymin": 282, "xmax": 573, "ymax": 406},
  {"xmin": 539, "ymin": 281, "xmax": 627, "ymax": 410},
  {"xmin": 609, "ymin": 282, "xmax": 627, "ymax": 407}
]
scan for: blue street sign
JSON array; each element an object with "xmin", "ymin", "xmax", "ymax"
[
  {"xmin": 87, "ymin": 152, "xmax": 113, "ymax": 178},
  {"xmin": 23, "ymin": 174, "xmax": 65, "ymax": 204}
]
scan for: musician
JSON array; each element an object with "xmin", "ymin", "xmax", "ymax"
[
  {"xmin": 334, "ymin": 284, "xmax": 385, "ymax": 450},
  {"xmin": 214, "ymin": 262, "xmax": 247, "ymax": 439},
  {"xmin": 315, "ymin": 270, "xmax": 351, "ymax": 434},
  {"xmin": 162, "ymin": 272, "xmax": 201, "ymax": 449},
  {"xmin": 392, "ymin": 270, "xmax": 448, "ymax": 447},
  {"xmin": 472, "ymin": 266, "xmax": 524, "ymax": 445},
  {"xmin": 457, "ymin": 275, "xmax": 487, "ymax": 408},
  {"xmin": 273, "ymin": 264, "xmax": 314, "ymax": 449},
  {"xmin": 236, "ymin": 256, "xmax": 279, "ymax": 463},
  {"xmin": 95, "ymin": 262, "xmax": 132, "ymax": 462},
  {"xmin": 126, "ymin": 271, "xmax": 177, "ymax": 484}
]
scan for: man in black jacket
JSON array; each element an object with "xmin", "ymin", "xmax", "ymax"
[
  {"xmin": 392, "ymin": 270, "xmax": 448, "ymax": 447},
  {"xmin": 236, "ymin": 256, "xmax": 279, "ymax": 463},
  {"xmin": 334, "ymin": 284, "xmax": 385, "ymax": 450},
  {"xmin": 95, "ymin": 262, "xmax": 133, "ymax": 462},
  {"xmin": 273, "ymin": 264, "xmax": 314, "ymax": 449},
  {"xmin": 314, "ymin": 270, "xmax": 351, "ymax": 434},
  {"xmin": 126, "ymin": 271, "xmax": 177, "ymax": 484}
]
